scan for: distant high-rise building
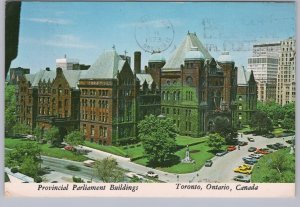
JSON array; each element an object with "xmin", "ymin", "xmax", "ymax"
[
  {"xmin": 276, "ymin": 37, "xmax": 296, "ymax": 105},
  {"xmin": 9, "ymin": 67, "xmax": 30, "ymax": 84},
  {"xmin": 247, "ymin": 42, "xmax": 280, "ymax": 102},
  {"xmin": 56, "ymin": 55, "xmax": 80, "ymax": 70}
]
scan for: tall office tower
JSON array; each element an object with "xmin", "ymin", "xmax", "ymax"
[
  {"xmin": 56, "ymin": 54, "xmax": 80, "ymax": 70},
  {"xmin": 276, "ymin": 37, "xmax": 296, "ymax": 105},
  {"xmin": 247, "ymin": 42, "xmax": 280, "ymax": 102}
]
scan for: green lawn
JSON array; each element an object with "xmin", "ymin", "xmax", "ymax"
[
  {"xmin": 272, "ymin": 128, "xmax": 284, "ymax": 137},
  {"xmin": 134, "ymin": 136, "xmax": 215, "ymax": 174},
  {"xmin": 5, "ymin": 138, "xmax": 87, "ymax": 162},
  {"xmin": 83, "ymin": 141, "xmax": 127, "ymax": 157},
  {"xmin": 251, "ymin": 148, "xmax": 295, "ymax": 183}
]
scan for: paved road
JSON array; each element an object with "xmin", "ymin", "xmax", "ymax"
[{"xmin": 193, "ymin": 134, "xmax": 294, "ymax": 183}]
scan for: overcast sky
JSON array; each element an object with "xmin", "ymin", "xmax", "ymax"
[{"xmin": 11, "ymin": 1, "xmax": 295, "ymax": 73}]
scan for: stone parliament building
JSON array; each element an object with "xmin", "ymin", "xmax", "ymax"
[{"xmin": 15, "ymin": 32, "xmax": 257, "ymax": 145}]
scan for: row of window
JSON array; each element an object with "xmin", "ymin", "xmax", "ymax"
[
  {"xmin": 83, "ymin": 124, "xmax": 108, "ymax": 138},
  {"xmin": 161, "ymin": 107, "xmax": 193, "ymax": 116},
  {"xmin": 81, "ymin": 112, "xmax": 109, "ymax": 122},
  {"xmin": 81, "ymin": 99, "xmax": 109, "ymax": 108},
  {"xmin": 81, "ymin": 89, "xmax": 109, "ymax": 96},
  {"xmin": 162, "ymin": 91, "xmax": 181, "ymax": 101}
]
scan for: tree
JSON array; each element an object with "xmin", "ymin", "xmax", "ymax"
[
  {"xmin": 207, "ymin": 133, "xmax": 226, "ymax": 152},
  {"xmin": 138, "ymin": 115, "xmax": 177, "ymax": 165},
  {"xmin": 5, "ymin": 85, "xmax": 16, "ymax": 135},
  {"xmin": 33, "ymin": 126, "xmax": 44, "ymax": 142},
  {"xmin": 44, "ymin": 126, "xmax": 60, "ymax": 146},
  {"xmin": 214, "ymin": 117, "xmax": 237, "ymax": 144},
  {"xmin": 93, "ymin": 157, "xmax": 124, "ymax": 183},
  {"xmin": 6, "ymin": 142, "xmax": 42, "ymax": 177},
  {"xmin": 64, "ymin": 130, "xmax": 84, "ymax": 148},
  {"xmin": 12, "ymin": 123, "xmax": 31, "ymax": 135},
  {"xmin": 250, "ymin": 110, "xmax": 273, "ymax": 134}
]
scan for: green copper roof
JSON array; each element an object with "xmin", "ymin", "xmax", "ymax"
[
  {"xmin": 81, "ymin": 49, "xmax": 125, "ymax": 79},
  {"xmin": 162, "ymin": 32, "xmax": 212, "ymax": 71}
]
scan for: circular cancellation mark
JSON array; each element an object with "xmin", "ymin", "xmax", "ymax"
[{"xmin": 135, "ymin": 15, "xmax": 174, "ymax": 54}]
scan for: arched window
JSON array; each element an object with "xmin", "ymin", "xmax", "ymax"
[
  {"xmin": 166, "ymin": 91, "xmax": 169, "ymax": 101},
  {"xmin": 177, "ymin": 91, "xmax": 180, "ymax": 101},
  {"xmin": 186, "ymin": 76, "xmax": 193, "ymax": 85},
  {"xmin": 173, "ymin": 92, "xmax": 176, "ymax": 101},
  {"xmin": 238, "ymin": 96, "xmax": 243, "ymax": 101},
  {"xmin": 162, "ymin": 91, "xmax": 165, "ymax": 101}
]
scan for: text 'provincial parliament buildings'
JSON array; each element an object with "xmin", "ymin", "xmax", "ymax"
[{"xmin": 15, "ymin": 32, "xmax": 257, "ymax": 145}]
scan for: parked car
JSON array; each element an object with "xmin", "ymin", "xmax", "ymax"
[
  {"xmin": 125, "ymin": 172, "xmax": 144, "ymax": 180},
  {"xmin": 256, "ymin": 148, "xmax": 270, "ymax": 154},
  {"xmin": 238, "ymin": 141, "xmax": 248, "ymax": 146},
  {"xmin": 249, "ymin": 154, "xmax": 262, "ymax": 159},
  {"xmin": 247, "ymin": 137, "xmax": 255, "ymax": 142},
  {"xmin": 216, "ymin": 151, "xmax": 228, "ymax": 156},
  {"xmin": 227, "ymin": 145, "xmax": 236, "ymax": 151},
  {"xmin": 83, "ymin": 160, "xmax": 95, "ymax": 167},
  {"xmin": 286, "ymin": 140, "xmax": 294, "ymax": 145},
  {"xmin": 233, "ymin": 165, "xmax": 252, "ymax": 175},
  {"xmin": 243, "ymin": 159, "xmax": 256, "ymax": 165},
  {"xmin": 205, "ymin": 160, "xmax": 213, "ymax": 167},
  {"xmin": 146, "ymin": 171, "xmax": 158, "ymax": 178},
  {"xmin": 64, "ymin": 145, "xmax": 74, "ymax": 151},
  {"xmin": 264, "ymin": 134, "xmax": 275, "ymax": 138},
  {"xmin": 266, "ymin": 144, "xmax": 275, "ymax": 149},
  {"xmin": 243, "ymin": 157, "xmax": 258, "ymax": 163},
  {"xmin": 248, "ymin": 147, "xmax": 257, "ymax": 152},
  {"xmin": 274, "ymin": 143, "xmax": 287, "ymax": 149},
  {"xmin": 233, "ymin": 175, "xmax": 250, "ymax": 183}
]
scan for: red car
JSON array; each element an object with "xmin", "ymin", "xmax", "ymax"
[
  {"xmin": 227, "ymin": 145, "xmax": 237, "ymax": 151},
  {"xmin": 256, "ymin": 148, "xmax": 270, "ymax": 154},
  {"xmin": 64, "ymin": 145, "xmax": 74, "ymax": 151}
]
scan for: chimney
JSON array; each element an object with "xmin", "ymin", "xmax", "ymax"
[
  {"xmin": 56, "ymin": 67, "xmax": 63, "ymax": 76},
  {"xmin": 134, "ymin": 51, "xmax": 141, "ymax": 74}
]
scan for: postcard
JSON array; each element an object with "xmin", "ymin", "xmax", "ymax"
[{"xmin": 4, "ymin": 0, "xmax": 296, "ymax": 197}]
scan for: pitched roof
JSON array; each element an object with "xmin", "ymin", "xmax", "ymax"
[
  {"xmin": 237, "ymin": 66, "xmax": 251, "ymax": 86},
  {"xmin": 63, "ymin": 70, "xmax": 82, "ymax": 88},
  {"xmin": 24, "ymin": 74, "xmax": 36, "ymax": 84},
  {"xmin": 162, "ymin": 32, "xmax": 212, "ymax": 71},
  {"xmin": 136, "ymin": 74, "xmax": 153, "ymax": 89},
  {"xmin": 31, "ymin": 70, "xmax": 56, "ymax": 87},
  {"xmin": 81, "ymin": 50, "xmax": 125, "ymax": 79}
]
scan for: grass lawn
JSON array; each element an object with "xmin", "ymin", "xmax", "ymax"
[
  {"xmin": 83, "ymin": 141, "xmax": 127, "ymax": 157},
  {"xmin": 134, "ymin": 136, "xmax": 215, "ymax": 174},
  {"xmin": 5, "ymin": 138, "xmax": 87, "ymax": 162},
  {"xmin": 238, "ymin": 125, "xmax": 252, "ymax": 133},
  {"xmin": 251, "ymin": 148, "xmax": 295, "ymax": 183},
  {"xmin": 272, "ymin": 128, "xmax": 284, "ymax": 137}
]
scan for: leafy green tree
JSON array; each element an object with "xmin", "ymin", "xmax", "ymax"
[
  {"xmin": 44, "ymin": 126, "xmax": 60, "ymax": 146},
  {"xmin": 33, "ymin": 126, "xmax": 44, "ymax": 142},
  {"xmin": 250, "ymin": 110, "xmax": 273, "ymax": 134},
  {"xmin": 93, "ymin": 157, "xmax": 124, "ymax": 183},
  {"xmin": 64, "ymin": 130, "xmax": 84, "ymax": 148},
  {"xmin": 282, "ymin": 103, "xmax": 295, "ymax": 130},
  {"xmin": 138, "ymin": 115, "xmax": 177, "ymax": 165},
  {"xmin": 207, "ymin": 133, "xmax": 226, "ymax": 152},
  {"xmin": 12, "ymin": 123, "xmax": 31, "ymax": 135},
  {"xmin": 5, "ymin": 85, "xmax": 17, "ymax": 135},
  {"xmin": 6, "ymin": 142, "xmax": 42, "ymax": 177},
  {"xmin": 214, "ymin": 117, "xmax": 237, "ymax": 144}
]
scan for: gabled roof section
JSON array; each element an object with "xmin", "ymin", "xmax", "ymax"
[
  {"xmin": 63, "ymin": 70, "xmax": 82, "ymax": 88},
  {"xmin": 81, "ymin": 49, "xmax": 125, "ymax": 79},
  {"xmin": 162, "ymin": 32, "xmax": 212, "ymax": 71},
  {"xmin": 24, "ymin": 74, "xmax": 36, "ymax": 84},
  {"xmin": 237, "ymin": 66, "xmax": 251, "ymax": 86},
  {"xmin": 32, "ymin": 70, "xmax": 56, "ymax": 87},
  {"xmin": 136, "ymin": 74, "xmax": 153, "ymax": 89}
]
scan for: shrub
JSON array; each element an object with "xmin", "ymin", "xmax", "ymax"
[
  {"xmin": 11, "ymin": 167, "xmax": 19, "ymax": 173},
  {"xmin": 72, "ymin": 176, "xmax": 84, "ymax": 183},
  {"xmin": 34, "ymin": 176, "xmax": 43, "ymax": 183},
  {"xmin": 66, "ymin": 165, "xmax": 80, "ymax": 171}
]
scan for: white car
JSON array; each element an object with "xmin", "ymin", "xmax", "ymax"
[
  {"xmin": 125, "ymin": 172, "xmax": 144, "ymax": 180},
  {"xmin": 146, "ymin": 171, "xmax": 158, "ymax": 178},
  {"xmin": 249, "ymin": 154, "xmax": 262, "ymax": 159},
  {"xmin": 83, "ymin": 160, "xmax": 95, "ymax": 167}
]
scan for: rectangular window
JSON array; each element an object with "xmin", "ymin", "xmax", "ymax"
[{"xmin": 91, "ymin": 125, "xmax": 95, "ymax": 136}]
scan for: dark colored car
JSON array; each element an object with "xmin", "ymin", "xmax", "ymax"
[
  {"xmin": 274, "ymin": 143, "xmax": 287, "ymax": 149},
  {"xmin": 286, "ymin": 140, "xmax": 294, "ymax": 145},
  {"xmin": 238, "ymin": 141, "xmax": 248, "ymax": 146},
  {"xmin": 247, "ymin": 137, "xmax": 255, "ymax": 142},
  {"xmin": 205, "ymin": 160, "xmax": 213, "ymax": 167},
  {"xmin": 248, "ymin": 147, "xmax": 257, "ymax": 152},
  {"xmin": 243, "ymin": 157, "xmax": 258, "ymax": 163},
  {"xmin": 216, "ymin": 151, "xmax": 228, "ymax": 156},
  {"xmin": 264, "ymin": 134, "xmax": 275, "ymax": 138}
]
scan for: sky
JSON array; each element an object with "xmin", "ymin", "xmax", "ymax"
[{"xmin": 11, "ymin": 1, "xmax": 296, "ymax": 73}]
